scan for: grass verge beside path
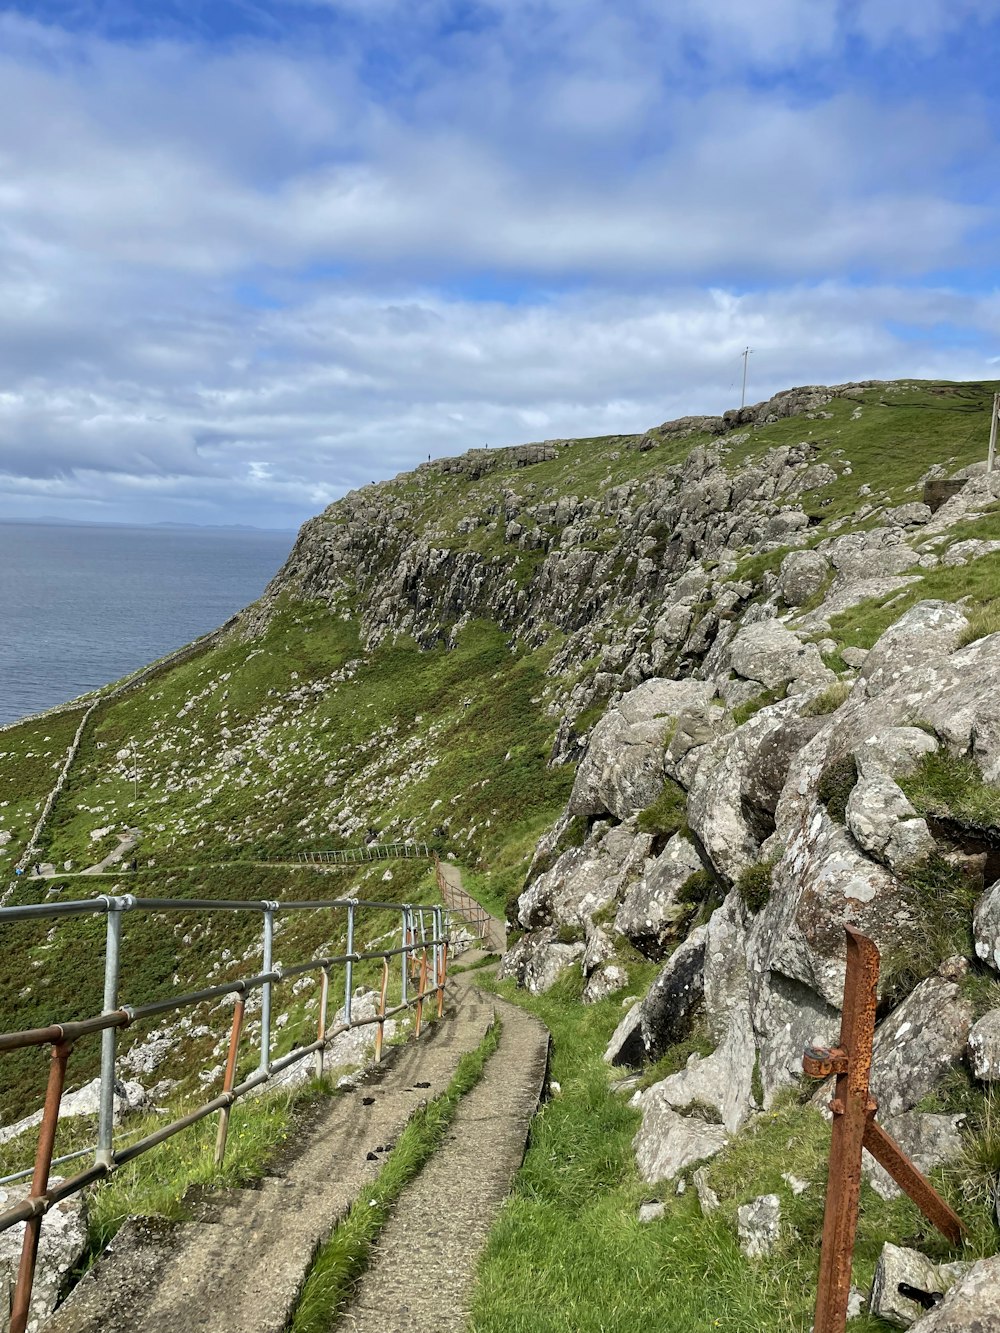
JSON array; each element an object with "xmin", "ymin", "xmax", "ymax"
[
  {"xmin": 468, "ymin": 971, "xmax": 996, "ymax": 1333},
  {"xmin": 289, "ymin": 1017, "xmax": 503, "ymax": 1333}
]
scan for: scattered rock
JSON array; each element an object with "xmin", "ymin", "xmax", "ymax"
[
  {"xmin": 908, "ymin": 1253, "xmax": 1000, "ymax": 1331},
  {"xmin": 633, "ymin": 1105, "xmax": 728, "ymax": 1184},
  {"xmin": 869, "ymin": 1242, "xmax": 969, "ymax": 1329},
  {"xmin": 637, "ymin": 1201, "xmax": 666, "ymax": 1223},
  {"xmin": 737, "ymin": 1194, "xmax": 780, "ymax": 1259}
]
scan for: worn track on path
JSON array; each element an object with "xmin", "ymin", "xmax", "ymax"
[
  {"xmin": 338, "ymin": 991, "xmax": 549, "ymax": 1333},
  {"xmin": 47, "ymin": 979, "xmax": 497, "ymax": 1333}
]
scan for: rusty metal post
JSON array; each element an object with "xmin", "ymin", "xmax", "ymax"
[
  {"xmin": 214, "ymin": 996, "xmax": 245, "ymax": 1166},
  {"xmin": 807, "ymin": 927, "xmax": 965, "ymax": 1333},
  {"xmin": 10, "ymin": 1040, "xmax": 70, "ymax": 1333},
  {"xmin": 810, "ymin": 926, "xmax": 880, "ymax": 1333},
  {"xmin": 314, "ymin": 965, "xmax": 330, "ymax": 1081},
  {"xmin": 374, "ymin": 959, "xmax": 389, "ymax": 1063},
  {"xmin": 414, "ymin": 949, "xmax": 428, "ymax": 1037}
]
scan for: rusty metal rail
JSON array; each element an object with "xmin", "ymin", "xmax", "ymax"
[
  {"xmin": 804, "ymin": 927, "xmax": 965, "ymax": 1333},
  {"xmin": 433, "ymin": 857, "xmax": 503, "ymax": 952},
  {"xmin": 0, "ymin": 891, "xmax": 453, "ymax": 1333}
]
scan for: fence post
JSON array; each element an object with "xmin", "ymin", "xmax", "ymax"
[
  {"xmin": 214, "ymin": 996, "xmax": 245, "ymax": 1166},
  {"xmin": 415, "ymin": 948, "xmax": 428, "ymax": 1038},
  {"xmin": 10, "ymin": 1040, "xmax": 71, "ymax": 1333},
  {"xmin": 344, "ymin": 901, "xmax": 355, "ymax": 1024},
  {"xmin": 96, "ymin": 897, "xmax": 126, "ymax": 1168},
  {"xmin": 434, "ymin": 906, "xmax": 447, "ymax": 1018},
  {"xmin": 374, "ymin": 959, "xmax": 389, "ymax": 1063},
  {"xmin": 259, "ymin": 905, "xmax": 276, "ymax": 1073},
  {"xmin": 401, "ymin": 908, "xmax": 410, "ymax": 1007},
  {"xmin": 314, "ymin": 965, "xmax": 330, "ymax": 1081}
]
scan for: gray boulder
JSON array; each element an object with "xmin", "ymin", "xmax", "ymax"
[
  {"xmin": 518, "ymin": 822, "xmax": 651, "ymax": 929},
  {"xmin": 640, "ymin": 1002, "xmax": 757, "ymax": 1133},
  {"xmin": 870, "ymin": 1243, "xmax": 969, "ymax": 1329},
  {"xmin": 498, "ymin": 927, "xmax": 585, "ymax": 994},
  {"xmin": 640, "ymin": 925, "xmax": 709, "ymax": 1061},
  {"xmin": 724, "ymin": 620, "xmax": 832, "ymax": 690},
  {"xmin": 859, "ymin": 600, "xmax": 971, "ymax": 698},
  {"xmin": 967, "ymin": 1009, "xmax": 1000, "ymax": 1080},
  {"xmin": 777, "ymin": 550, "xmax": 830, "ymax": 607},
  {"xmin": 633, "ymin": 1104, "xmax": 728, "ymax": 1184},
  {"xmin": 845, "ymin": 770, "xmax": 934, "ymax": 871},
  {"xmin": 869, "ymin": 978, "xmax": 974, "ymax": 1118},
  {"xmin": 908, "ymin": 1253, "xmax": 1000, "ymax": 1332},
  {"xmin": 568, "ymin": 679, "xmax": 715, "ymax": 821},
  {"xmin": 615, "ymin": 835, "xmax": 703, "ymax": 958},
  {"xmin": 603, "ymin": 1000, "xmax": 644, "ymax": 1067},
  {"xmin": 703, "ymin": 890, "xmax": 751, "ymax": 1042}
]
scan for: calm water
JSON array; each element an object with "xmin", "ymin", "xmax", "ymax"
[{"xmin": 0, "ymin": 523, "xmax": 293, "ymax": 727}]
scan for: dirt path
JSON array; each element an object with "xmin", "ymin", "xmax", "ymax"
[
  {"xmin": 338, "ymin": 992, "xmax": 549, "ymax": 1333},
  {"xmin": 437, "ymin": 861, "xmax": 507, "ymax": 954},
  {"xmin": 47, "ymin": 979, "xmax": 497, "ymax": 1333}
]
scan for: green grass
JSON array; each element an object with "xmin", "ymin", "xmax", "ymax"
[
  {"xmin": 737, "ymin": 858, "xmax": 777, "ymax": 915},
  {"xmin": 289, "ymin": 1018, "xmax": 502, "ymax": 1333},
  {"xmin": 801, "ymin": 681, "xmax": 851, "ymax": 717},
  {"xmin": 898, "ymin": 750, "xmax": 1000, "ymax": 828},
  {"xmin": 879, "ymin": 853, "xmax": 982, "ymax": 1005},
  {"xmin": 731, "ymin": 683, "xmax": 790, "ymax": 726},
  {"xmin": 817, "ymin": 754, "xmax": 858, "ymax": 824},
  {"xmin": 636, "ymin": 780, "xmax": 688, "ymax": 838}
]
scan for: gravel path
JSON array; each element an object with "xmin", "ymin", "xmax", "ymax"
[
  {"xmin": 47, "ymin": 980, "xmax": 497, "ymax": 1333},
  {"xmin": 338, "ymin": 992, "xmax": 549, "ymax": 1333}
]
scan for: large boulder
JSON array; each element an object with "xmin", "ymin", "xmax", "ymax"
[
  {"xmin": 640, "ymin": 925, "xmax": 708, "ymax": 1061},
  {"xmin": 967, "ymin": 1009, "xmax": 1000, "ymax": 1080},
  {"xmin": 858, "ymin": 601, "xmax": 971, "ymax": 698},
  {"xmin": 974, "ymin": 880, "xmax": 1000, "ymax": 973},
  {"xmin": 723, "ymin": 621, "xmax": 833, "ymax": 691},
  {"xmin": 498, "ymin": 927, "xmax": 586, "ymax": 994},
  {"xmin": 568, "ymin": 679, "xmax": 715, "ymax": 821},
  {"xmin": 869, "ymin": 977, "xmax": 974, "ymax": 1117},
  {"xmin": 776, "ymin": 550, "xmax": 830, "ymax": 607},
  {"xmin": 845, "ymin": 769, "xmax": 935, "ymax": 871},
  {"xmin": 633, "ymin": 1104, "xmax": 728, "ymax": 1184},
  {"xmin": 614, "ymin": 834, "xmax": 703, "ymax": 958},
  {"xmin": 518, "ymin": 822, "xmax": 651, "ymax": 930}
]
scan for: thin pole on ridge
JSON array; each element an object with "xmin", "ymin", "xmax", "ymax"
[
  {"xmin": 259, "ymin": 906, "xmax": 275, "ymax": 1073},
  {"xmin": 96, "ymin": 899, "xmax": 125, "ymax": 1168}
]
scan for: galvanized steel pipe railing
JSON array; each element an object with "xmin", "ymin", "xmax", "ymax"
[{"xmin": 0, "ymin": 890, "xmax": 453, "ymax": 1333}]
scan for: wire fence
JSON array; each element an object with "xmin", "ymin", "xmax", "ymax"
[
  {"xmin": 297, "ymin": 842, "xmax": 432, "ymax": 865},
  {"xmin": 0, "ymin": 891, "xmax": 452, "ymax": 1333}
]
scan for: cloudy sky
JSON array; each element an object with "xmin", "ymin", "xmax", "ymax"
[{"xmin": 1, "ymin": 1, "xmax": 999, "ymax": 528}]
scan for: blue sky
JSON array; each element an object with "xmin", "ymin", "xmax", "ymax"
[{"xmin": 1, "ymin": 0, "xmax": 999, "ymax": 528}]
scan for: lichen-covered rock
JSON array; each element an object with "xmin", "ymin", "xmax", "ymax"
[
  {"xmin": 639, "ymin": 1002, "xmax": 757, "ymax": 1133},
  {"xmin": 568, "ymin": 679, "xmax": 715, "ymax": 821},
  {"xmin": 582, "ymin": 962, "xmax": 629, "ymax": 1004},
  {"xmin": 603, "ymin": 1000, "xmax": 644, "ymax": 1067},
  {"xmin": 0, "ymin": 1181, "xmax": 88, "ymax": 1332},
  {"xmin": 907, "ymin": 1253, "xmax": 1000, "ymax": 1332},
  {"xmin": 614, "ymin": 834, "xmax": 703, "ymax": 958},
  {"xmin": 870, "ymin": 1243, "xmax": 969, "ymax": 1329},
  {"xmin": 737, "ymin": 1194, "xmax": 781, "ymax": 1259},
  {"xmin": 640, "ymin": 925, "xmax": 708, "ymax": 1062},
  {"xmin": 517, "ymin": 822, "xmax": 651, "ymax": 930},
  {"xmin": 974, "ymin": 880, "xmax": 1000, "ymax": 973},
  {"xmin": 702, "ymin": 890, "xmax": 750, "ymax": 1042},
  {"xmin": 967, "ymin": 1009, "xmax": 1000, "ymax": 1080},
  {"xmin": 858, "ymin": 600, "xmax": 971, "ymax": 698},
  {"xmin": 776, "ymin": 550, "xmax": 830, "ymax": 607},
  {"xmin": 498, "ymin": 927, "xmax": 585, "ymax": 993},
  {"xmin": 723, "ymin": 620, "xmax": 832, "ymax": 691},
  {"xmin": 869, "ymin": 978, "xmax": 974, "ymax": 1117},
  {"xmin": 633, "ymin": 1104, "xmax": 728, "ymax": 1183},
  {"xmin": 845, "ymin": 770, "xmax": 934, "ymax": 871}
]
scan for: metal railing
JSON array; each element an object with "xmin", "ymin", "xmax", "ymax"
[
  {"xmin": 297, "ymin": 842, "xmax": 432, "ymax": 865},
  {"xmin": 433, "ymin": 857, "xmax": 505, "ymax": 953},
  {"xmin": 0, "ymin": 891, "xmax": 452, "ymax": 1333}
]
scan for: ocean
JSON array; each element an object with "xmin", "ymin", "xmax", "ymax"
[{"xmin": 0, "ymin": 522, "xmax": 294, "ymax": 728}]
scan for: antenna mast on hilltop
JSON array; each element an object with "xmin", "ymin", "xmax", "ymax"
[{"xmin": 740, "ymin": 347, "xmax": 752, "ymax": 410}]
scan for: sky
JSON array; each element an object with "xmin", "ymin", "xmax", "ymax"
[{"xmin": 1, "ymin": 1, "xmax": 999, "ymax": 529}]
